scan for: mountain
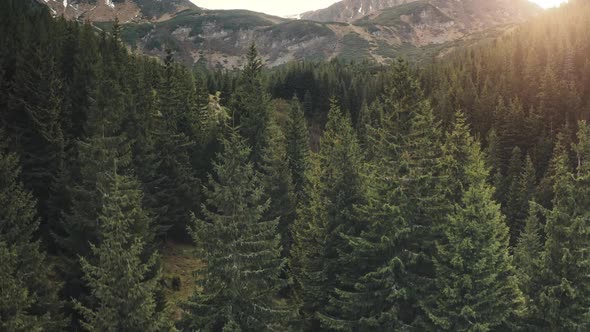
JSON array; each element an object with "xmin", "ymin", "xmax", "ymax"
[
  {"xmin": 302, "ymin": 0, "xmax": 539, "ymax": 24},
  {"xmin": 301, "ymin": 0, "xmax": 415, "ymax": 23},
  {"xmin": 42, "ymin": 0, "xmax": 197, "ymax": 22},
  {"xmin": 41, "ymin": 0, "xmax": 541, "ymax": 68}
]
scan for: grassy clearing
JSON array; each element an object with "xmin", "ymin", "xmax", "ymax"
[{"xmin": 160, "ymin": 241, "xmax": 204, "ymax": 320}]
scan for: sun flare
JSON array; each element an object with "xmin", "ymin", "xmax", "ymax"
[{"xmin": 529, "ymin": 0, "xmax": 568, "ymax": 9}]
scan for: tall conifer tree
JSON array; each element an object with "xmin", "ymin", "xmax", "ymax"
[
  {"xmin": 285, "ymin": 98, "xmax": 310, "ymax": 198},
  {"xmin": 514, "ymin": 204, "xmax": 545, "ymax": 329},
  {"xmin": 538, "ymin": 124, "xmax": 590, "ymax": 330},
  {"xmin": 181, "ymin": 129, "xmax": 287, "ymax": 331},
  {"xmin": 74, "ymin": 163, "xmax": 170, "ymax": 332},
  {"xmin": 425, "ymin": 124, "xmax": 521, "ymax": 331},
  {"xmin": 291, "ymin": 100, "xmax": 367, "ymax": 330},
  {"xmin": 0, "ymin": 141, "xmax": 64, "ymax": 331}
]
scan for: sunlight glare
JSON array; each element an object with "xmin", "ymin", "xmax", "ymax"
[{"xmin": 529, "ymin": 0, "xmax": 568, "ymax": 9}]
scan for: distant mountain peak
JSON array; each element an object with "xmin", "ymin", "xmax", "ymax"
[
  {"xmin": 42, "ymin": 0, "xmax": 197, "ymax": 22},
  {"xmin": 302, "ymin": 0, "xmax": 540, "ymax": 23},
  {"xmin": 302, "ymin": 0, "xmax": 419, "ymax": 22}
]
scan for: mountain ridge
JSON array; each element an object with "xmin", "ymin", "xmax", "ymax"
[
  {"xmin": 40, "ymin": 0, "xmax": 541, "ymax": 68},
  {"xmin": 42, "ymin": 0, "xmax": 197, "ymax": 22}
]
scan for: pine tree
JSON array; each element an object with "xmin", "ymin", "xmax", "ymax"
[
  {"xmin": 506, "ymin": 154, "xmax": 536, "ymax": 244},
  {"xmin": 285, "ymin": 97, "xmax": 310, "ymax": 198},
  {"xmin": 291, "ymin": 100, "xmax": 367, "ymax": 330},
  {"xmin": 376, "ymin": 60, "xmax": 448, "ymax": 327},
  {"xmin": 260, "ymin": 120, "xmax": 297, "ymax": 257},
  {"xmin": 315, "ymin": 100, "xmax": 368, "ymax": 330},
  {"xmin": 0, "ymin": 144, "xmax": 64, "ymax": 331},
  {"xmin": 320, "ymin": 154, "xmax": 408, "ymax": 331},
  {"xmin": 514, "ymin": 204, "xmax": 545, "ymax": 329},
  {"xmin": 290, "ymin": 155, "xmax": 327, "ymax": 331},
  {"xmin": 442, "ymin": 111, "xmax": 477, "ymax": 204},
  {"xmin": 230, "ymin": 44, "xmax": 272, "ymax": 164},
  {"xmin": 153, "ymin": 50, "xmax": 200, "ymax": 241},
  {"xmin": 538, "ymin": 124, "xmax": 590, "ymax": 330},
  {"xmin": 181, "ymin": 129, "xmax": 287, "ymax": 331},
  {"xmin": 74, "ymin": 163, "xmax": 170, "ymax": 332},
  {"xmin": 58, "ymin": 48, "xmax": 142, "ymax": 323},
  {"xmin": 5, "ymin": 39, "xmax": 66, "ymax": 238},
  {"xmin": 425, "ymin": 133, "xmax": 521, "ymax": 331},
  {"xmin": 303, "ymin": 90, "xmax": 314, "ymax": 118},
  {"xmin": 504, "ymin": 147, "xmax": 523, "ymax": 242}
]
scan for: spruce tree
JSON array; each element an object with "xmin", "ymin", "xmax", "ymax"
[
  {"xmin": 260, "ymin": 120, "xmax": 297, "ymax": 257},
  {"xmin": 58, "ymin": 47, "xmax": 143, "ymax": 323},
  {"xmin": 506, "ymin": 154, "xmax": 536, "ymax": 245},
  {"xmin": 291, "ymin": 100, "xmax": 367, "ymax": 330},
  {"xmin": 538, "ymin": 125, "xmax": 590, "ymax": 330},
  {"xmin": 285, "ymin": 97, "xmax": 310, "ymax": 198},
  {"xmin": 230, "ymin": 44, "xmax": 272, "ymax": 164},
  {"xmin": 321, "ymin": 157, "xmax": 408, "ymax": 331},
  {"xmin": 181, "ymin": 129, "xmax": 287, "ymax": 331},
  {"xmin": 442, "ymin": 111, "xmax": 477, "ymax": 204},
  {"xmin": 154, "ymin": 51, "xmax": 200, "ymax": 241},
  {"xmin": 6, "ymin": 41, "xmax": 66, "ymax": 237},
  {"xmin": 0, "ymin": 145, "xmax": 64, "ymax": 331},
  {"xmin": 374, "ymin": 60, "xmax": 448, "ymax": 327},
  {"xmin": 425, "ymin": 132, "xmax": 521, "ymax": 331},
  {"xmin": 504, "ymin": 147, "xmax": 523, "ymax": 242},
  {"xmin": 312, "ymin": 100, "xmax": 368, "ymax": 330},
  {"xmin": 74, "ymin": 163, "xmax": 170, "ymax": 332},
  {"xmin": 290, "ymin": 155, "xmax": 327, "ymax": 331},
  {"xmin": 514, "ymin": 204, "xmax": 545, "ymax": 329}
]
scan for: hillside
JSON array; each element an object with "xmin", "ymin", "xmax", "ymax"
[
  {"xmin": 106, "ymin": 0, "xmax": 538, "ymax": 68},
  {"xmin": 301, "ymin": 0, "xmax": 414, "ymax": 23},
  {"xmin": 3, "ymin": 0, "xmax": 590, "ymax": 330},
  {"xmin": 41, "ymin": 0, "xmax": 197, "ymax": 22}
]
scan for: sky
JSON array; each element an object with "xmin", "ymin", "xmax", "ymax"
[{"xmin": 192, "ymin": 0, "xmax": 569, "ymax": 17}]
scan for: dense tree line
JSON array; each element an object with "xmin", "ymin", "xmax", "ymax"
[{"xmin": 1, "ymin": 0, "xmax": 590, "ymax": 331}]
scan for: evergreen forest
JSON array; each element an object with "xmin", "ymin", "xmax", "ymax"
[{"xmin": 1, "ymin": 0, "xmax": 590, "ymax": 330}]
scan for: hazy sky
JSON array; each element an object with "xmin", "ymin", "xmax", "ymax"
[{"xmin": 192, "ymin": 0, "xmax": 569, "ymax": 17}]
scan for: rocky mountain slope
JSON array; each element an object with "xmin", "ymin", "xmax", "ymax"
[
  {"xmin": 302, "ymin": 0, "xmax": 417, "ymax": 23},
  {"xmin": 301, "ymin": 0, "xmax": 539, "ymax": 24},
  {"xmin": 42, "ymin": 0, "xmax": 196, "ymax": 22},
  {"xmin": 41, "ymin": 0, "xmax": 541, "ymax": 68}
]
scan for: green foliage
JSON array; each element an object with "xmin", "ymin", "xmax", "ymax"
[
  {"xmin": 290, "ymin": 155, "xmax": 326, "ymax": 331},
  {"xmin": 260, "ymin": 120, "xmax": 297, "ymax": 257},
  {"xmin": 514, "ymin": 204, "xmax": 545, "ymax": 329},
  {"xmin": 121, "ymin": 23, "xmax": 154, "ymax": 46},
  {"xmin": 285, "ymin": 98, "xmax": 310, "ymax": 197},
  {"xmin": 505, "ymin": 154, "xmax": 536, "ymax": 245},
  {"xmin": 291, "ymin": 100, "xmax": 367, "ymax": 330},
  {"xmin": 354, "ymin": 1, "xmax": 451, "ymax": 28},
  {"xmin": 156, "ymin": 9, "xmax": 275, "ymax": 37},
  {"xmin": 74, "ymin": 166, "xmax": 171, "ymax": 332},
  {"xmin": 536, "ymin": 125, "xmax": 590, "ymax": 330},
  {"xmin": 0, "ymin": 146, "xmax": 64, "ymax": 331},
  {"xmin": 425, "ymin": 122, "xmax": 521, "ymax": 331},
  {"xmin": 3, "ymin": 0, "xmax": 590, "ymax": 330},
  {"xmin": 370, "ymin": 60, "xmax": 448, "ymax": 327},
  {"xmin": 181, "ymin": 130, "xmax": 288, "ymax": 331},
  {"xmin": 230, "ymin": 44, "xmax": 273, "ymax": 164},
  {"xmin": 264, "ymin": 21, "xmax": 334, "ymax": 40},
  {"xmin": 338, "ymin": 33, "xmax": 371, "ymax": 62}
]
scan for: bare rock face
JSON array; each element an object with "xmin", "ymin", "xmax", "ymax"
[{"xmin": 42, "ymin": 0, "xmax": 196, "ymax": 22}]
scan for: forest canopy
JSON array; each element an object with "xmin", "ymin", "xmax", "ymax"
[{"xmin": 1, "ymin": 0, "xmax": 590, "ymax": 331}]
